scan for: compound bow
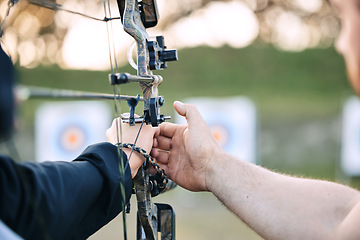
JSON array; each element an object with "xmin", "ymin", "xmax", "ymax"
[
  {"xmin": 112, "ymin": 0, "xmax": 178, "ymax": 239},
  {"xmin": 1, "ymin": 0, "xmax": 178, "ymax": 239}
]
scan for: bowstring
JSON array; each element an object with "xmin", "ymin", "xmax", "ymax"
[
  {"xmin": 0, "ymin": 0, "xmax": 15, "ymax": 37},
  {"xmin": 128, "ymin": 111, "xmax": 147, "ymax": 160},
  {"xmin": 27, "ymin": 0, "xmax": 121, "ymax": 22},
  {"xmin": 104, "ymin": 2, "xmax": 155, "ymax": 237},
  {"xmin": 102, "ymin": 0, "xmax": 128, "ymax": 239},
  {"xmin": 102, "ymin": 0, "xmax": 119, "ymax": 73}
]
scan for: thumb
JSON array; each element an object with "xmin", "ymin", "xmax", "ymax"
[
  {"xmin": 174, "ymin": 101, "xmax": 205, "ymax": 129},
  {"xmin": 173, "ymin": 101, "xmax": 187, "ymax": 117}
]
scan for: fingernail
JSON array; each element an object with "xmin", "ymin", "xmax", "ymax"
[{"xmin": 174, "ymin": 101, "xmax": 184, "ymax": 106}]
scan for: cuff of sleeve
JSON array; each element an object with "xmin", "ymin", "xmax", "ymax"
[{"xmin": 74, "ymin": 142, "xmax": 133, "ymax": 210}]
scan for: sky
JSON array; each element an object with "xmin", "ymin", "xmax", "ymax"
[{"xmin": 60, "ymin": 0, "xmax": 260, "ymax": 70}]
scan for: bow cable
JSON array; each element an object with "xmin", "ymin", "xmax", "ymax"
[
  {"xmin": 27, "ymin": 0, "xmax": 121, "ymax": 22},
  {"xmin": 102, "ymin": 0, "xmax": 129, "ymax": 239},
  {"xmin": 0, "ymin": 0, "xmax": 16, "ymax": 37}
]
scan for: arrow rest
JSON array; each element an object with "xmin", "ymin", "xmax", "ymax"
[
  {"xmin": 109, "ymin": 74, "xmax": 172, "ymax": 127},
  {"xmin": 127, "ymin": 94, "xmax": 140, "ymax": 126}
]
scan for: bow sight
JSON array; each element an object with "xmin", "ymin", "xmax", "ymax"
[{"xmin": 110, "ymin": 0, "xmax": 178, "ymax": 127}]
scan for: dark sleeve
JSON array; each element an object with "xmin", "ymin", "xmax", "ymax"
[{"xmin": 0, "ymin": 142, "xmax": 132, "ymax": 240}]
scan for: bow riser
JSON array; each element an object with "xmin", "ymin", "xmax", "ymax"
[
  {"xmin": 115, "ymin": 1, "xmax": 177, "ymax": 239},
  {"xmin": 122, "ymin": 0, "xmax": 163, "ymax": 118},
  {"xmin": 122, "ymin": 0, "xmax": 160, "ymax": 239}
]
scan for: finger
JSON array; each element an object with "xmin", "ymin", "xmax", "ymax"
[
  {"xmin": 156, "ymin": 135, "xmax": 172, "ymax": 151},
  {"xmin": 159, "ymin": 122, "xmax": 180, "ymax": 138},
  {"xmin": 151, "ymin": 148, "xmax": 159, "ymax": 158},
  {"xmin": 174, "ymin": 101, "xmax": 207, "ymax": 131},
  {"xmin": 153, "ymin": 138, "xmax": 158, "ymax": 148},
  {"xmin": 154, "ymin": 150, "xmax": 170, "ymax": 164},
  {"xmin": 154, "ymin": 126, "xmax": 160, "ymax": 138}
]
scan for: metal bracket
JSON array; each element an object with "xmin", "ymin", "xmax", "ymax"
[
  {"xmin": 122, "ymin": 96, "xmax": 170, "ymax": 126},
  {"xmin": 127, "ymin": 94, "xmax": 140, "ymax": 126}
]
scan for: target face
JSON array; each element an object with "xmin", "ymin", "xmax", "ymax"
[
  {"xmin": 59, "ymin": 124, "xmax": 86, "ymax": 152},
  {"xmin": 35, "ymin": 101, "xmax": 111, "ymax": 162},
  {"xmin": 210, "ymin": 123, "xmax": 230, "ymax": 148},
  {"xmin": 175, "ymin": 97, "xmax": 257, "ymax": 164}
]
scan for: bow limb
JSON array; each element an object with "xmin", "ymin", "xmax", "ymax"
[{"xmin": 123, "ymin": 0, "xmax": 149, "ymax": 76}]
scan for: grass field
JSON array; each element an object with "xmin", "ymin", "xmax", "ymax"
[
  {"xmin": 3, "ymin": 43, "xmax": 357, "ymax": 239},
  {"xmin": 89, "ymin": 190, "xmax": 264, "ymax": 240}
]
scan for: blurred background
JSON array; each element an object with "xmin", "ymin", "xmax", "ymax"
[{"xmin": 0, "ymin": 0, "xmax": 357, "ymax": 239}]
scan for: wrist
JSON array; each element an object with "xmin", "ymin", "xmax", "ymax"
[
  {"xmin": 127, "ymin": 150, "xmax": 147, "ymax": 178},
  {"xmin": 116, "ymin": 143, "xmax": 146, "ymax": 178},
  {"xmin": 205, "ymin": 147, "xmax": 229, "ymax": 193}
]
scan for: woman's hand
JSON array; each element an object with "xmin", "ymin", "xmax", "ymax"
[{"xmin": 106, "ymin": 116, "xmax": 159, "ymax": 178}]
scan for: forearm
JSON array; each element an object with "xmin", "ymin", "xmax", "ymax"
[
  {"xmin": 0, "ymin": 143, "xmax": 132, "ymax": 240},
  {"xmin": 0, "ymin": 157, "xmax": 104, "ymax": 239},
  {"xmin": 207, "ymin": 151, "xmax": 360, "ymax": 240}
]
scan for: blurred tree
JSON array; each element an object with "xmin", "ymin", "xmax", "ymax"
[
  {"xmin": 0, "ymin": 0, "xmax": 339, "ymax": 68},
  {"xmin": 156, "ymin": 0, "xmax": 339, "ymax": 50}
]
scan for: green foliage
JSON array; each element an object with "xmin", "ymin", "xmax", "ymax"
[{"xmin": 19, "ymin": 44, "xmax": 351, "ymax": 117}]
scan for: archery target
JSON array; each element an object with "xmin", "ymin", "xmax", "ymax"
[
  {"xmin": 210, "ymin": 123, "xmax": 230, "ymax": 148},
  {"xmin": 175, "ymin": 97, "xmax": 257, "ymax": 164},
  {"xmin": 341, "ymin": 97, "xmax": 360, "ymax": 176},
  {"xmin": 35, "ymin": 101, "xmax": 111, "ymax": 162},
  {"xmin": 58, "ymin": 124, "xmax": 86, "ymax": 153}
]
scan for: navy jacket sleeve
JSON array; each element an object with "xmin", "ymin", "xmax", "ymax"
[{"xmin": 0, "ymin": 142, "xmax": 132, "ymax": 240}]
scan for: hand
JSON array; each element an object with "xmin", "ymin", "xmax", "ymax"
[
  {"xmin": 152, "ymin": 101, "xmax": 222, "ymax": 191},
  {"xmin": 106, "ymin": 116, "xmax": 159, "ymax": 178}
]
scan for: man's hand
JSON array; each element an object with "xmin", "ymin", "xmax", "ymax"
[
  {"xmin": 106, "ymin": 116, "xmax": 159, "ymax": 178},
  {"xmin": 152, "ymin": 101, "xmax": 222, "ymax": 191}
]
